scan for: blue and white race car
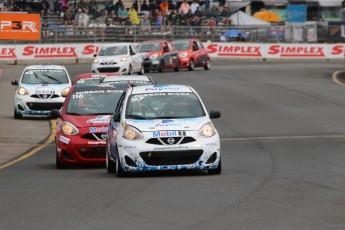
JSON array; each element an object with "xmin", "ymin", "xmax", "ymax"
[
  {"xmin": 106, "ymin": 84, "xmax": 221, "ymax": 176},
  {"xmin": 11, "ymin": 65, "xmax": 72, "ymax": 119}
]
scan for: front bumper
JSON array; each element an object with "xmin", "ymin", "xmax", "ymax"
[
  {"xmin": 15, "ymin": 95, "xmax": 64, "ymax": 115},
  {"xmin": 179, "ymin": 57, "xmax": 191, "ymax": 68},
  {"xmin": 91, "ymin": 63, "xmax": 128, "ymax": 74},
  {"xmin": 143, "ymin": 59, "xmax": 161, "ymax": 71},
  {"xmin": 115, "ymin": 134, "xmax": 221, "ymax": 172}
]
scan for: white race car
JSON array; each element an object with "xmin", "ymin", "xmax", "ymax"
[
  {"xmin": 106, "ymin": 84, "xmax": 221, "ymax": 176},
  {"xmin": 11, "ymin": 65, "xmax": 72, "ymax": 119},
  {"xmin": 92, "ymin": 43, "xmax": 144, "ymax": 75}
]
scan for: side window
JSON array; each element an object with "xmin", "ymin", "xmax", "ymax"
[
  {"xmin": 163, "ymin": 42, "xmax": 169, "ymax": 52},
  {"xmin": 193, "ymin": 41, "xmax": 199, "ymax": 51},
  {"xmin": 168, "ymin": 42, "xmax": 174, "ymax": 51},
  {"xmin": 197, "ymin": 41, "xmax": 204, "ymax": 49},
  {"xmin": 129, "ymin": 45, "xmax": 135, "ymax": 55}
]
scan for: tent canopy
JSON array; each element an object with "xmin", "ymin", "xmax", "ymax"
[{"xmin": 229, "ymin": 10, "xmax": 271, "ymax": 26}]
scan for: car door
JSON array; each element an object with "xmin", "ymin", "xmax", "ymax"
[
  {"xmin": 129, "ymin": 45, "xmax": 142, "ymax": 72},
  {"xmin": 192, "ymin": 40, "xmax": 202, "ymax": 66}
]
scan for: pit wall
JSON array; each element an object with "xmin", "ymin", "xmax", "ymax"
[{"xmin": 0, "ymin": 42, "xmax": 344, "ymax": 65}]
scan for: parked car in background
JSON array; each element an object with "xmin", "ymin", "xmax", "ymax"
[
  {"xmin": 11, "ymin": 65, "xmax": 71, "ymax": 119},
  {"xmin": 100, "ymin": 75, "xmax": 156, "ymax": 86},
  {"xmin": 50, "ymin": 84, "xmax": 130, "ymax": 168},
  {"xmin": 137, "ymin": 40, "xmax": 180, "ymax": 73},
  {"xmin": 172, "ymin": 39, "xmax": 211, "ymax": 71},
  {"xmin": 73, "ymin": 73, "xmax": 120, "ymax": 86},
  {"xmin": 106, "ymin": 84, "xmax": 221, "ymax": 177},
  {"xmin": 92, "ymin": 43, "xmax": 144, "ymax": 75}
]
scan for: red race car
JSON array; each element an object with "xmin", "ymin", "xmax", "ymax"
[
  {"xmin": 50, "ymin": 84, "xmax": 130, "ymax": 168},
  {"xmin": 172, "ymin": 39, "xmax": 211, "ymax": 71},
  {"xmin": 137, "ymin": 40, "xmax": 180, "ymax": 73},
  {"xmin": 72, "ymin": 73, "xmax": 120, "ymax": 86}
]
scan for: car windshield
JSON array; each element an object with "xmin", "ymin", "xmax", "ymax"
[
  {"xmin": 173, "ymin": 42, "xmax": 190, "ymax": 51},
  {"xmin": 21, "ymin": 69, "xmax": 69, "ymax": 84},
  {"xmin": 75, "ymin": 78, "xmax": 103, "ymax": 86},
  {"xmin": 138, "ymin": 43, "xmax": 162, "ymax": 52},
  {"xmin": 66, "ymin": 88, "xmax": 125, "ymax": 115},
  {"xmin": 98, "ymin": 46, "xmax": 128, "ymax": 56},
  {"xmin": 126, "ymin": 92, "xmax": 206, "ymax": 119}
]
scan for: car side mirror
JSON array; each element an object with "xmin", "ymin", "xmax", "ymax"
[
  {"xmin": 209, "ymin": 110, "xmax": 221, "ymax": 119},
  {"xmin": 93, "ymin": 54, "xmax": 97, "ymax": 57},
  {"xmin": 50, "ymin": 109, "xmax": 61, "ymax": 119},
  {"xmin": 11, "ymin": 80, "xmax": 18, "ymax": 85}
]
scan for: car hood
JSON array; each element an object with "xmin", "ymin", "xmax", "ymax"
[
  {"xmin": 96, "ymin": 55, "xmax": 128, "ymax": 62},
  {"xmin": 64, "ymin": 114, "xmax": 112, "ymax": 128},
  {"xmin": 140, "ymin": 51, "xmax": 160, "ymax": 58},
  {"xmin": 21, "ymin": 83, "xmax": 70, "ymax": 94},
  {"xmin": 126, "ymin": 117, "xmax": 210, "ymax": 132}
]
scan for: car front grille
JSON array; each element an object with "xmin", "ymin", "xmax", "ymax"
[
  {"xmin": 79, "ymin": 146, "xmax": 106, "ymax": 159},
  {"xmin": 100, "ymin": 62, "xmax": 118, "ymax": 65},
  {"xmin": 81, "ymin": 133, "xmax": 107, "ymax": 140},
  {"xmin": 97, "ymin": 67, "xmax": 120, "ymax": 73},
  {"xmin": 26, "ymin": 102, "xmax": 63, "ymax": 111},
  {"xmin": 31, "ymin": 94, "xmax": 60, "ymax": 99},
  {"xmin": 146, "ymin": 136, "xmax": 196, "ymax": 145},
  {"xmin": 139, "ymin": 150, "xmax": 203, "ymax": 166}
]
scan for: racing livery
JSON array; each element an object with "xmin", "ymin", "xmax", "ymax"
[
  {"xmin": 172, "ymin": 39, "xmax": 211, "ymax": 71},
  {"xmin": 11, "ymin": 65, "xmax": 71, "ymax": 119},
  {"xmin": 50, "ymin": 84, "xmax": 130, "ymax": 168},
  {"xmin": 106, "ymin": 84, "xmax": 221, "ymax": 176},
  {"xmin": 100, "ymin": 75, "xmax": 156, "ymax": 86},
  {"xmin": 73, "ymin": 73, "xmax": 120, "ymax": 86},
  {"xmin": 92, "ymin": 43, "xmax": 144, "ymax": 75},
  {"xmin": 137, "ymin": 40, "xmax": 180, "ymax": 73}
]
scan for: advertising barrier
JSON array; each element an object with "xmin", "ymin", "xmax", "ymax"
[
  {"xmin": 0, "ymin": 14, "xmax": 40, "ymax": 41},
  {"xmin": 0, "ymin": 43, "xmax": 344, "ymax": 61}
]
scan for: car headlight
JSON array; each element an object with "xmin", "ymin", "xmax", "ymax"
[
  {"xmin": 149, "ymin": 54, "xmax": 159, "ymax": 60},
  {"xmin": 120, "ymin": 56, "xmax": 129, "ymax": 62},
  {"xmin": 198, "ymin": 122, "xmax": 216, "ymax": 138},
  {"xmin": 61, "ymin": 87, "xmax": 70, "ymax": 97},
  {"xmin": 179, "ymin": 52, "xmax": 188, "ymax": 58},
  {"xmin": 61, "ymin": 121, "xmax": 79, "ymax": 135},
  {"xmin": 93, "ymin": 59, "xmax": 99, "ymax": 64},
  {"xmin": 17, "ymin": 87, "xmax": 29, "ymax": 95},
  {"xmin": 123, "ymin": 125, "xmax": 143, "ymax": 140}
]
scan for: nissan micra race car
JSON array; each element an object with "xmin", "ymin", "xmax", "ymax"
[
  {"xmin": 106, "ymin": 84, "xmax": 221, "ymax": 176},
  {"xmin": 11, "ymin": 65, "xmax": 71, "ymax": 119},
  {"xmin": 50, "ymin": 84, "xmax": 130, "ymax": 168},
  {"xmin": 92, "ymin": 43, "xmax": 144, "ymax": 75}
]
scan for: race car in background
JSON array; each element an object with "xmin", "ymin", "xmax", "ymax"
[
  {"xmin": 137, "ymin": 40, "xmax": 180, "ymax": 73},
  {"xmin": 106, "ymin": 84, "xmax": 222, "ymax": 177},
  {"xmin": 50, "ymin": 84, "xmax": 130, "ymax": 168},
  {"xmin": 91, "ymin": 43, "xmax": 144, "ymax": 75},
  {"xmin": 11, "ymin": 65, "xmax": 72, "ymax": 119},
  {"xmin": 73, "ymin": 73, "xmax": 120, "ymax": 86},
  {"xmin": 172, "ymin": 39, "xmax": 211, "ymax": 71}
]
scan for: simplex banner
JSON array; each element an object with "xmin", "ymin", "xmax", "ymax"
[{"xmin": 0, "ymin": 43, "xmax": 344, "ymax": 60}]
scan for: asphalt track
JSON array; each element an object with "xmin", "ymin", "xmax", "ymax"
[{"xmin": 1, "ymin": 60, "xmax": 345, "ymax": 230}]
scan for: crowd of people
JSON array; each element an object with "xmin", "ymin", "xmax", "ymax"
[{"xmin": 0, "ymin": 0, "xmax": 235, "ymax": 38}]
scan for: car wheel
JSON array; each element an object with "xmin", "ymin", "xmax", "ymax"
[
  {"xmin": 174, "ymin": 61, "xmax": 180, "ymax": 72},
  {"xmin": 158, "ymin": 61, "xmax": 164, "ymax": 72},
  {"xmin": 106, "ymin": 146, "xmax": 116, "ymax": 174},
  {"xmin": 208, "ymin": 158, "xmax": 221, "ymax": 175},
  {"xmin": 115, "ymin": 147, "xmax": 126, "ymax": 177},
  {"xmin": 188, "ymin": 60, "xmax": 195, "ymax": 71},
  {"xmin": 138, "ymin": 65, "xmax": 144, "ymax": 75},
  {"xmin": 204, "ymin": 58, "xmax": 211, "ymax": 70},
  {"xmin": 56, "ymin": 144, "xmax": 66, "ymax": 169},
  {"xmin": 14, "ymin": 108, "xmax": 22, "ymax": 119},
  {"xmin": 127, "ymin": 65, "xmax": 132, "ymax": 75}
]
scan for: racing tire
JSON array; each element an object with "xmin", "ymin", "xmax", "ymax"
[
  {"xmin": 208, "ymin": 158, "xmax": 221, "ymax": 175},
  {"xmin": 56, "ymin": 144, "xmax": 66, "ymax": 169},
  {"xmin": 158, "ymin": 61, "xmax": 164, "ymax": 73},
  {"xmin": 188, "ymin": 60, "xmax": 195, "ymax": 71},
  {"xmin": 115, "ymin": 147, "xmax": 126, "ymax": 177},
  {"xmin": 106, "ymin": 147, "xmax": 116, "ymax": 174},
  {"xmin": 174, "ymin": 61, "xmax": 181, "ymax": 72},
  {"xmin": 204, "ymin": 58, "xmax": 211, "ymax": 70},
  {"xmin": 127, "ymin": 65, "xmax": 132, "ymax": 75},
  {"xmin": 14, "ymin": 109, "xmax": 22, "ymax": 119}
]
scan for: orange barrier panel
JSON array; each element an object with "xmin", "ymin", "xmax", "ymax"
[{"xmin": 0, "ymin": 13, "xmax": 40, "ymax": 40}]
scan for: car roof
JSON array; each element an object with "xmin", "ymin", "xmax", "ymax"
[
  {"xmin": 25, "ymin": 65, "xmax": 66, "ymax": 70},
  {"xmin": 130, "ymin": 84, "xmax": 193, "ymax": 94},
  {"xmin": 75, "ymin": 73, "xmax": 120, "ymax": 80},
  {"xmin": 140, "ymin": 40, "xmax": 169, "ymax": 44},
  {"xmin": 71, "ymin": 83, "xmax": 130, "ymax": 92},
  {"xmin": 101, "ymin": 43, "xmax": 132, "ymax": 48},
  {"xmin": 102, "ymin": 75, "xmax": 152, "ymax": 82}
]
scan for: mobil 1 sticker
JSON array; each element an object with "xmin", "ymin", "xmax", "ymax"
[{"xmin": 152, "ymin": 130, "xmax": 186, "ymax": 137}]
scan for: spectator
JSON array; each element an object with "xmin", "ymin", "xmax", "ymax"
[
  {"xmin": 118, "ymin": 5, "xmax": 128, "ymax": 24},
  {"xmin": 194, "ymin": 6, "xmax": 202, "ymax": 17},
  {"xmin": 76, "ymin": 0, "xmax": 87, "ymax": 12},
  {"xmin": 206, "ymin": 16, "xmax": 217, "ymax": 35},
  {"xmin": 204, "ymin": 0, "xmax": 209, "ymax": 13},
  {"xmin": 53, "ymin": 0, "xmax": 61, "ymax": 16},
  {"xmin": 159, "ymin": 0, "xmax": 168, "ymax": 16},
  {"xmin": 179, "ymin": 0, "xmax": 190, "ymax": 15},
  {"xmin": 133, "ymin": 0, "xmax": 138, "ymax": 12},
  {"xmin": 63, "ymin": 9, "xmax": 74, "ymax": 26},
  {"xmin": 88, "ymin": 0, "xmax": 99, "ymax": 19},
  {"xmin": 128, "ymin": 4, "xmax": 140, "ymax": 25},
  {"xmin": 167, "ymin": 8, "xmax": 177, "ymax": 26},
  {"xmin": 61, "ymin": 0, "xmax": 68, "ymax": 12},
  {"xmin": 14, "ymin": 0, "xmax": 27, "ymax": 12},
  {"xmin": 40, "ymin": 0, "xmax": 50, "ymax": 16},
  {"xmin": 190, "ymin": 14, "xmax": 201, "ymax": 35},
  {"xmin": 219, "ymin": 5, "xmax": 231, "ymax": 25},
  {"xmin": 149, "ymin": 0, "xmax": 158, "ymax": 18},
  {"xmin": 190, "ymin": 0, "xmax": 199, "ymax": 14},
  {"xmin": 42, "ymin": 21, "xmax": 50, "ymax": 38},
  {"xmin": 236, "ymin": 33, "xmax": 246, "ymax": 42},
  {"xmin": 140, "ymin": 0, "xmax": 149, "ymax": 17},
  {"xmin": 167, "ymin": 0, "xmax": 175, "ymax": 10},
  {"xmin": 154, "ymin": 10, "xmax": 163, "ymax": 32},
  {"xmin": 185, "ymin": 8, "xmax": 193, "ymax": 25},
  {"xmin": 114, "ymin": 0, "xmax": 123, "ymax": 13},
  {"xmin": 140, "ymin": 15, "xmax": 151, "ymax": 34},
  {"xmin": 218, "ymin": 0, "xmax": 225, "ymax": 8},
  {"xmin": 104, "ymin": 0, "xmax": 114, "ymax": 12},
  {"xmin": 75, "ymin": 8, "xmax": 89, "ymax": 26}
]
